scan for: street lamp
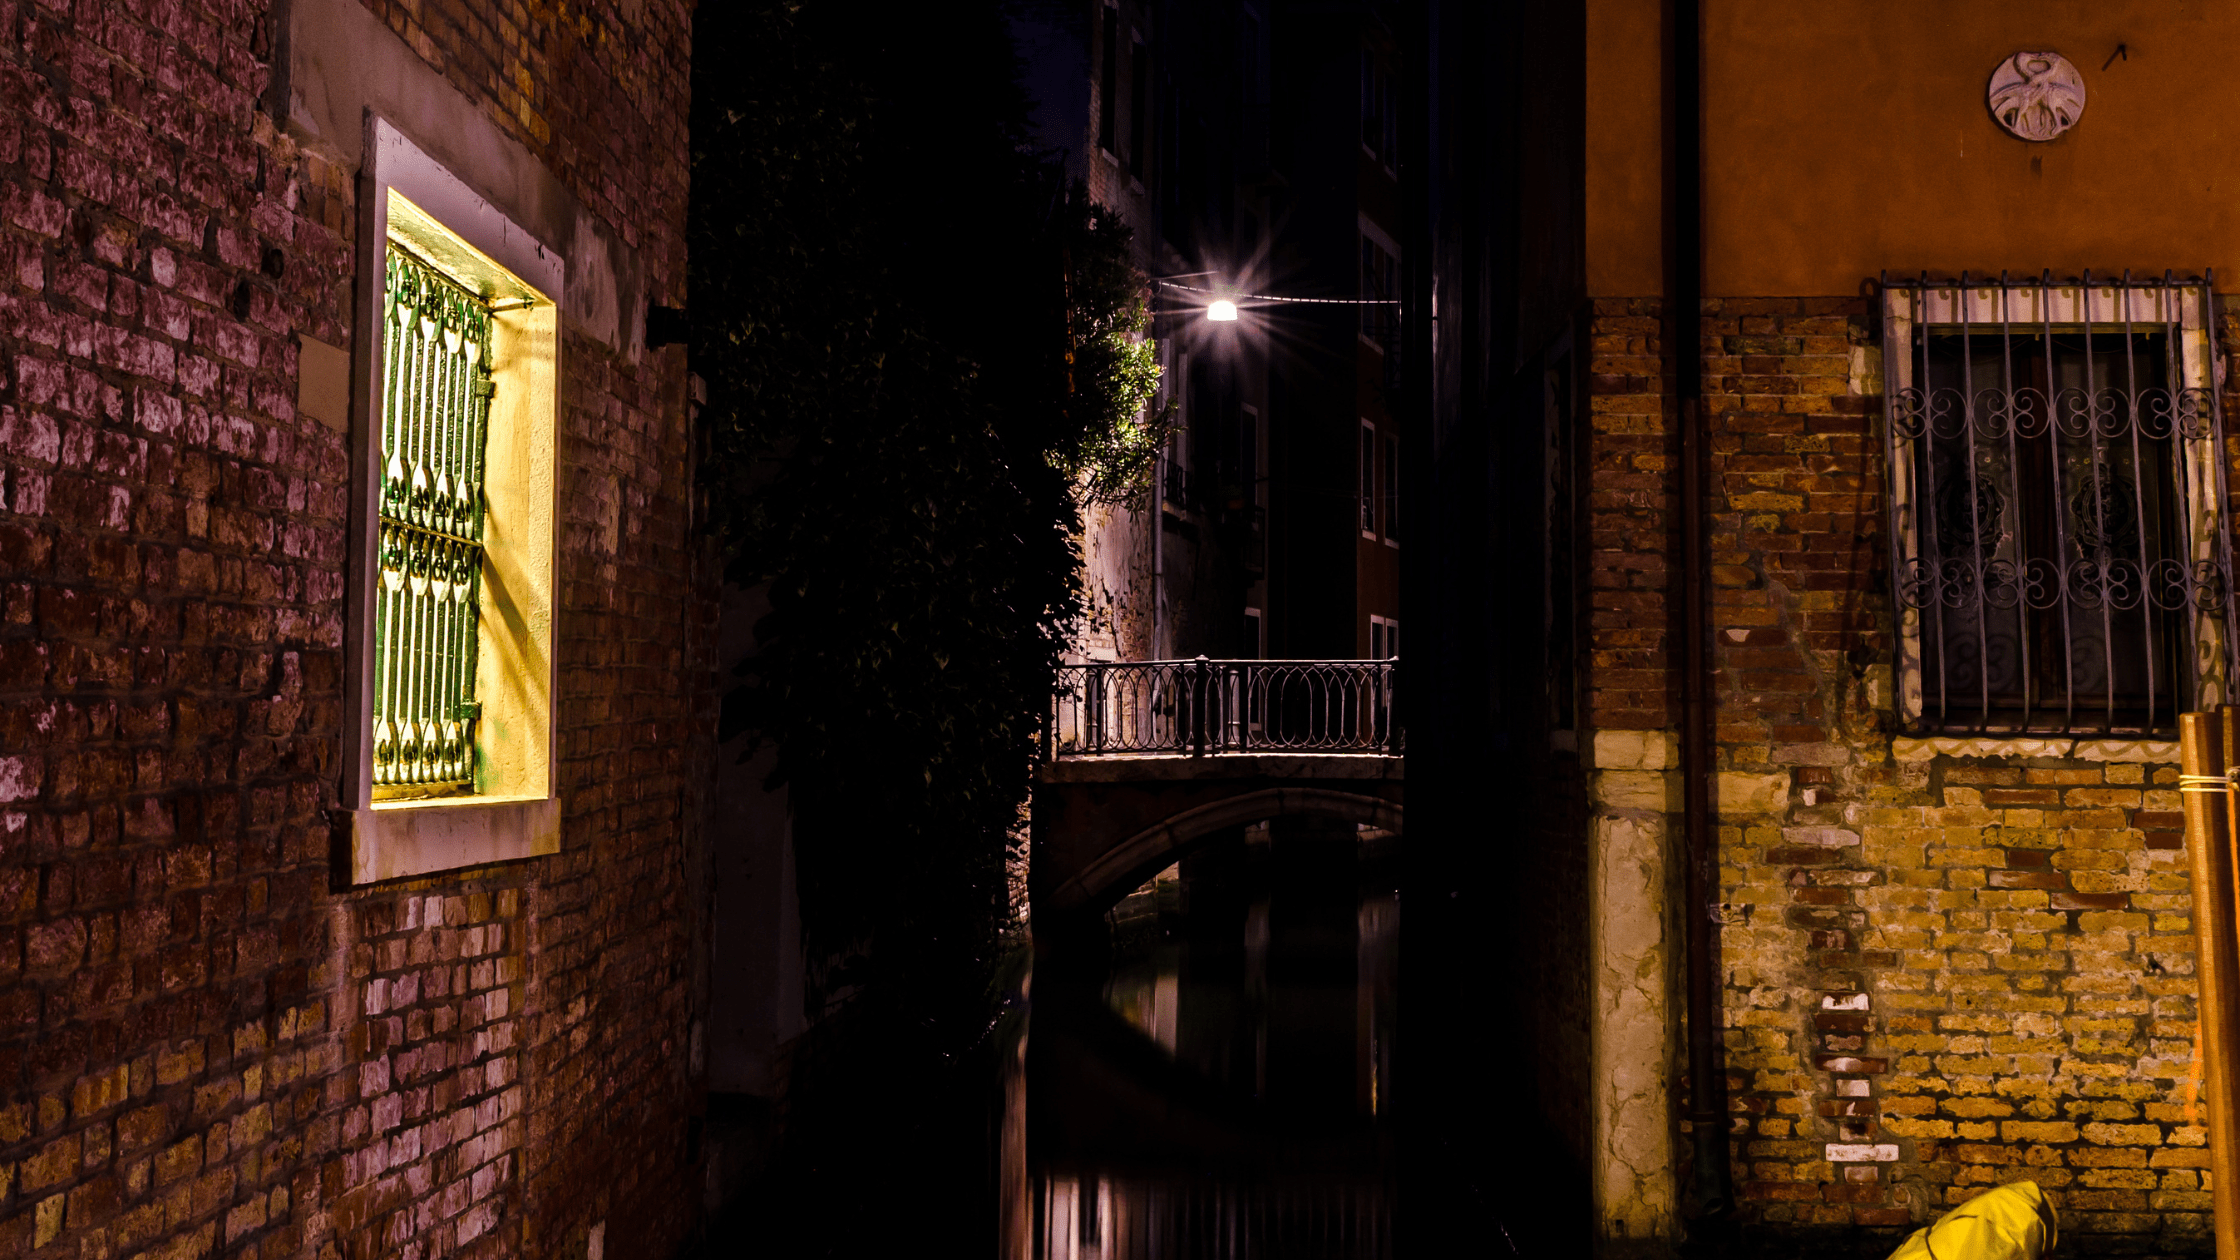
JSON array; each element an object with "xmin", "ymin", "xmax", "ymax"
[{"xmin": 1206, "ymin": 300, "xmax": 1239, "ymax": 322}]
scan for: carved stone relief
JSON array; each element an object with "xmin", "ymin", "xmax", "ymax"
[{"xmin": 1987, "ymin": 51, "xmax": 2086, "ymax": 142}]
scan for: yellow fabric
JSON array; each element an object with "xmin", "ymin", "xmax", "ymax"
[{"xmin": 1885, "ymin": 1182, "xmax": 2058, "ymax": 1260}]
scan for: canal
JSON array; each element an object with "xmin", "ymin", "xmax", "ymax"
[{"xmin": 1009, "ymin": 819, "xmax": 1398, "ymax": 1259}]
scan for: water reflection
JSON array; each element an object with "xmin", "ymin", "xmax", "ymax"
[{"xmin": 1020, "ymin": 822, "xmax": 1396, "ymax": 1260}]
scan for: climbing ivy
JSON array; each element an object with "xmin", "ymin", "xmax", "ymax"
[{"xmin": 1054, "ymin": 190, "xmax": 1175, "ymax": 505}]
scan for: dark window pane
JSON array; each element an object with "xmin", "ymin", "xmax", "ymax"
[{"xmin": 1909, "ymin": 326, "xmax": 2187, "ymax": 733}]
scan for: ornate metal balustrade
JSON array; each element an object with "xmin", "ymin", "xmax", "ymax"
[{"xmin": 1049, "ymin": 658, "xmax": 1400, "ymax": 757}]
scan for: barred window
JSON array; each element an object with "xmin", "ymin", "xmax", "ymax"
[
  {"xmin": 373, "ymin": 245, "xmax": 493, "ymax": 796},
  {"xmin": 1880, "ymin": 274, "xmax": 2239, "ymax": 735}
]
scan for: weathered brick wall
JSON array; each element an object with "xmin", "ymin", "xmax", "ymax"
[
  {"xmin": 0, "ymin": 0, "xmax": 703, "ymax": 1257},
  {"xmin": 1585, "ymin": 296, "xmax": 2224, "ymax": 1253},
  {"xmin": 1584, "ymin": 297, "xmax": 1677, "ymax": 732}
]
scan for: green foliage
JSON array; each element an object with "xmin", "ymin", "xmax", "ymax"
[
  {"xmin": 689, "ymin": 2, "xmax": 1155, "ymax": 1016},
  {"xmin": 1053, "ymin": 192, "xmax": 1175, "ymax": 504}
]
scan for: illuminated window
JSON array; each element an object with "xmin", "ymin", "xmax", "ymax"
[{"xmin": 348, "ymin": 120, "xmax": 562, "ymax": 882}]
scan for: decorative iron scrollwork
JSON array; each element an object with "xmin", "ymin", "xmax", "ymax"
[{"xmin": 373, "ymin": 246, "xmax": 494, "ymax": 792}]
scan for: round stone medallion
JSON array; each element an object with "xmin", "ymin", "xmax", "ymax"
[{"xmin": 1987, "ymin": 51, "xmax": 2086, "ymax": 142}]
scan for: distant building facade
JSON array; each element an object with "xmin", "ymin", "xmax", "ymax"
[
  {"xmin": 1019, "ymin": 0, "xmax": 1403, "ymax": 665},
  {"xmin": 1420, "ymin": 3, "xmax": 2240, "ymax": 1255}
]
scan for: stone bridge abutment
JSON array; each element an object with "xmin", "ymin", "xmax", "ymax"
[{"xmin": 1029, "ymin": 754, "xmax": 1404, "ymax": 929}]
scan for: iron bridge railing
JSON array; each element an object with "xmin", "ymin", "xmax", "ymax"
[{"xmin": 1049, "ymin": 658, "xmax": 1401, "ymax": 758}]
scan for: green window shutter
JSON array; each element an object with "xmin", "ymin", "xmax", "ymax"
[{"xmin": 373, "ymin": 245, "xmax": 493, "ymax": 795}]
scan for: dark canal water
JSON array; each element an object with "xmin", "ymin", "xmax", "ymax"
[{"xmin": 1009, "ymin": 820, "xmax": 1398, "ymax": 1260}]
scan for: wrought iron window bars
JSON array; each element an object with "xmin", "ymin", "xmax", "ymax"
[
  {"xmin": 373, "ymin": 245, "xmax": 494, "ymax": 794},
  {"xmin": 1879, "ymin": 271, "xmax": 2240, "ymax": 736},
  {"xmin": 1049, "ymin": 658, "xmax": 1401, "ymax": 757}
]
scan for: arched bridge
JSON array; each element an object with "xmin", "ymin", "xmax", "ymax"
[{"xmin": 1032, "ymin": 659, "xmax": 1403, "ymax": 923}]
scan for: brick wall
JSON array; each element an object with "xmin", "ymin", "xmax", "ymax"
[
  {"xmin": 1585, "ymin": 296, "xmax": 2224, "ymax": 1252},
  {"xmin": 0, "ymin": 0, "xmax": 704, "ymax": 1257}
]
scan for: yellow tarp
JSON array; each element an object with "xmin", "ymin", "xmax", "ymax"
[{"xmin": 1885, "ymin": 1182, "xmax": 2058, "ymax": 1260}]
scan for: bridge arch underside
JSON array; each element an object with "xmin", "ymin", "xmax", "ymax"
[{"xmin": 1034, "ymin": 784, "xmax": 1403, "ymax": 921}]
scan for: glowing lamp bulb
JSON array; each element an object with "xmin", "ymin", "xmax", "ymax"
[{"xmin": 1206, "ymin": 300, "xmax": 1239, "ymax": 322}]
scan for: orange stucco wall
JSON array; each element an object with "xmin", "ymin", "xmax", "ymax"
[
  {"xmin": 1586, "ymin": 0, "xmax": 1664, "ymax": 295},
  {"xmin": 1589, "ymin": 1, "xmax": 2240, "ymax": 297}
]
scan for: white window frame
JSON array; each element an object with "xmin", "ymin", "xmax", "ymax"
[
  {"xmin": 344, "ymin": 117, "xmax": 564, "ymax": 883},
  {"xmin": 1370, "ymin": 614, "xmax": 1398, "ymax": 660}
]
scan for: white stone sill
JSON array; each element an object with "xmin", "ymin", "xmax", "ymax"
[
  {"xmin": 1890, "ymin": 736, "xmax": 2178, "ymax": 764},
  {"xmin": 350, "ymin": 795, "xmax": 560, "ymax": 884},
  {"xmin": 1592, "ymin": 727, "xmax": 2177, "ymax": 770}
]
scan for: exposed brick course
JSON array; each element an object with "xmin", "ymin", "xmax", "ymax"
[
  {"xmin": 1588, "ymin": 295, "xmax": 2231, "ymax": 1251},
  {"xmin": 0, "ymin": 1, "xmax": 702, "ymax": 1257}
]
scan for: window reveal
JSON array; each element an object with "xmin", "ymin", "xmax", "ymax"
[
  {"xmin": 1880, "ymin": 274, "xmax": 2240, "ymax": 735},
  {"xmin": 374, "ymin": 244, "xmax": 493, "ymax": 793}
]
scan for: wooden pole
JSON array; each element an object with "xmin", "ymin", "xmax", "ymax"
[{"xmin": 2181, "ymin": 708, "xmax": 2240, "ymax": 1258}]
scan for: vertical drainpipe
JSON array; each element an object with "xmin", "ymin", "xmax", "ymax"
[{"xmin": 1671, "ymin": 0, "xmax": 1732, "ymax": 1224}]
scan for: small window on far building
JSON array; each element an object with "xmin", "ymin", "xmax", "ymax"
[
  {"xmin": 1360, "ymin": 48, "xmax": 1395, "ymax": 165},
  {"xmin": 1099, "ymin": 5, "xmax": 1120, "ymax": 157},
  {"xmin": 1360, "ymin": 420, "xmax": 1377, "ymax": 537},
  {"xmin": 1359, "ymin": 234, "xmax": 1397, "ymax": 346},
  {"xmin": 1166, "ymin": 349, "xmax": 1193, "ymax": 511},
  {"xmin": 1237, "ymin": 403, "xmax": 1259, "ymax": 509},
  {"xmin": 1242, "ymin": 8, "xmax": 1267, "ymax": 113},
  {"xmin": 1129, "ymin": 33, "xmax": 1150, "ymax": 179},
  {"xmin": 1383, "ymin": 432, "xmax": 1399, "ymax": 547},
  {"xmin": 1370, "ymin": 615, "xmax": 1399, "ymax": 660}
]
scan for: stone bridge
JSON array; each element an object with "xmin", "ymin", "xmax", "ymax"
[
  {"xmin": 1029, "ymin": 753, "xmax": 1404, "ymax": 921},
  {"xmin": 1032, "ymin": 657, "xmax": 1404, "ymax": 931}
]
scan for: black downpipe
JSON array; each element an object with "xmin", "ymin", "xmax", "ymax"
[{"xmin": 1670, "ymin": 0, "xmax": 1732, "ymax": 1225}]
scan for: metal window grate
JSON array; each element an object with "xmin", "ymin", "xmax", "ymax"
[
  {"xmin": 1880, "ymin": 271, "xmax": 2240, "ymax": 735},
  {"xmin": 373, "ymin": 244, "xmax": 493, "ymax": 793}
]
